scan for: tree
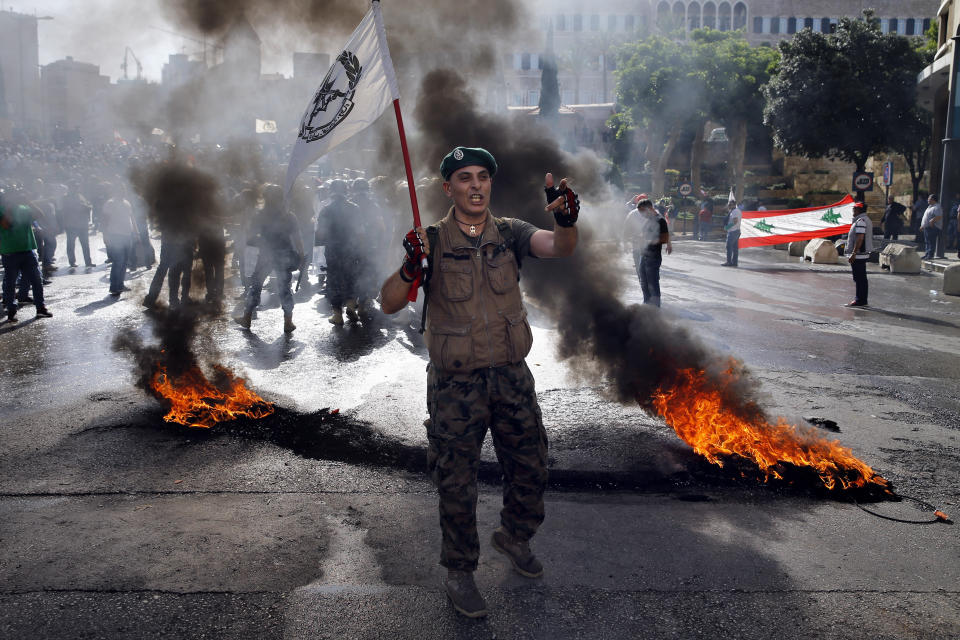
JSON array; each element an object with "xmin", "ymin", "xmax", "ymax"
[
  {"xmin": 614, "ymin": 36, "xmax": 704, "ymax": 197},
  {"xmin": 763, "ymin": 12, "xmax": 927, "ymax": 174},
  {"xmin": 693, "ymin": 30, "xmax": 779, "ymax": 201}
]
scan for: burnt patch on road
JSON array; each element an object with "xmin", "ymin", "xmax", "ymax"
[{"xmin": 125, "ymin": 406, "xmax": 894, "ymax": 502}]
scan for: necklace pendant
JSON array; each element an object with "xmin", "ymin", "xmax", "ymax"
[{"xmin": 469, "ymin": 225, "xmax": 477, "ymax": 237}]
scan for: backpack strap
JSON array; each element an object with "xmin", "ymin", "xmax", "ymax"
[
  {"xmin": 493, "ymin": 216, "xmax": 522, "ymax": 276},
  {"xmin": 419, "ymin": 224, "xmax": 441, "ymax": 334}
]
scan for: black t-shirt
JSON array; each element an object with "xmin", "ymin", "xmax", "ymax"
[{"xmin": 509, "ymin": 218, "xmax": 538, "ymax": 259}]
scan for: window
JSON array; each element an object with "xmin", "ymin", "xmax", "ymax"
[
  {"xmin": 889, "ymin": 18, "xmax": 898, "ymax": 34},
  {"xmin": 803, "ymin": 17, "xmax": 814, "ymax": 30},
  {"xmin": 703, "ymin": 2, "xmax": 716, "ymax": 29},
  {"xmin": 820, "ymin": 17, "xmax": 830, "ymax": 33},
  {"xmin": 770, "ymin": 16, "xmax": 779, "ymax": 34},
  {"xmin": 753, "ymin": 16, "xmax": 763, "ymax": 33},
  {"xmin": 532, "ymin": 54, "xmax": 539, "ymax": 69},
  {"xmin": 574, "ymin": 14, "xmax": 583, "ymax": 31},
  {"xmin": 591, "ymin": 14, "xmax": 600, "ymax": 30},
  {"xmin": 608, "ymin": 14, "xmax": 617, "ymax": 31},
  {"xmin": 718, "ymin": 2, "xmax": 731, "ymax": 31},
  {"xmin": 557, "ymin": 14, "xmax": 566, "ymax": 30},
  {"xmin": 689, "ymin": 2, "xmax": 701, "ymax": 30},
  {"xmin": 625, "ymin": 14, "xmax": 635, "ymax": 31},
  {"xmin": 787, "ymin": 17, "xmax": 796, "ymax": 34},
  {"xmin": 923, "ymin": 18, "xmax": 931, "ymax": 33},
  {"xmin": 673, "ymin": 1, "xmax": 685, "ymax": 30},
  {"xmin": 906, "ymin": 18, "xmax": 915, "ymax": 35},
  {"xmin": 733, "ymin": 3, "xmax": 747, "ymax": 30},
  {"xmin": 521, "ymin": 53, "xmax": 531, "ymax": 70}
]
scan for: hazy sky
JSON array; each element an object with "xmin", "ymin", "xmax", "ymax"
[{"xmin": 8, "ymin": 0, "xmax": 323, "ymax": 83}]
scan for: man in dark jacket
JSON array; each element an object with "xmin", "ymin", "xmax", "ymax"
[{"xmin": 881, "ymin": 195, "xmax": 905, "ymax": 241}]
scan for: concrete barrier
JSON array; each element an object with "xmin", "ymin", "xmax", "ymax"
[
  {"xmin": 773, "ymin": 243, "xmax": 789, "ymax": 251},
  {"xmin": 803, "ymin": 238, "xmax": 839, "ymax": 264},
  {"xmin": 788, "ymin": 240, "xmax": 809, "ymax": 257},
  {"xmin": 944, "ymin": 264, "xmax": 960, "ymax": 296},
  {"xmin": 879, "ymin": 243, "xmax": 921, "ymax": 274}
]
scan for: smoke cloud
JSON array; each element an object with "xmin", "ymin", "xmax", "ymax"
[{"xmin": 412, "ymin": 68, "xmax": 765, "ymax": 420}]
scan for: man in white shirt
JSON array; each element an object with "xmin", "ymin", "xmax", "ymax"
[
  {"xmin": 920, "ymin": 193, "xmax": 943, "ymax": 260},
  {"xmin": 845, "ymin": 201, "xmax": 873, "ymax": 307},
  {"xmin": 722, "ymin": 200, "xmax": 742, "ymax": 267}
]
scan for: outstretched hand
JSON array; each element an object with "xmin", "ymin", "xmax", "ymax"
[{"xmin": 544, "ymin": 172, "xmax": 580, "ymax": 228}]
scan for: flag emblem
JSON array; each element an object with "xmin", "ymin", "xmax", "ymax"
[{"xmin": 299, "ymin": 51, "xmax": 363, "ymax": 144}]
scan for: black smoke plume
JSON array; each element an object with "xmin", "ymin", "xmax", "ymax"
[
  {"xmin": 114, "ymin": 158, "xmax": 229, "ymax": 394},
  {"xmin": 412, "ymin": 69, "xmax": 765, "ymax": 419}
]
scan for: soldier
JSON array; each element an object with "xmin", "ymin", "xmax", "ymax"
[
  {"xmin": 379, "ymin": 147, "xmax": 580, "ymax": 618},
  {"xmin": 316, "ymin": 179, "xmax": 362, "ymax": 324},
  {"xmin": 350, "ymin": 178, "xmax": 387, "ymax": 317},
  {"xmin": 237, "ymin": 184, "xmax": 303, "ymax": 333}
]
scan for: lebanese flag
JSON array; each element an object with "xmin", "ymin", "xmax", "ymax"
[{"xmin": 739, "ymin": 195, "xmax": 855, "ymax": 248}]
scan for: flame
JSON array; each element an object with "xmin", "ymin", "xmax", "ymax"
[
  {"xmin": 149, "ymin": 364, "xmax": 274, "ymax": 428},
  {"xmin": 653, "ymin": 368, "xmax": 890, "ymax": 492}
]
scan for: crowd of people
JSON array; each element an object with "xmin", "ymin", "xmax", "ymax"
[{"xmin": 0, "ymin": 138, "xmax": 409, "ymax": 330}]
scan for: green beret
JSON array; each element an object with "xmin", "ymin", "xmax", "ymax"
[{"xmin": 439, "ymin": 146, "xmax": 497, "ymax": 180}]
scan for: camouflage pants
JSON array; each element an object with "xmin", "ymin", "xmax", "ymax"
[{"xmin": 426, "ymin": 361, "xmax": 548, "ymax": 571}]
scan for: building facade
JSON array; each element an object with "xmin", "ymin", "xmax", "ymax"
[
  {"xmin": 917, "ymin": 0, "xmax": 959, "ymax": 203},
  {"xmin": 0, "ymin": 9, "xmax": 43, "ymax": 139},
  {"xmin": 41, "ymin": 57, "xmax": 111, "ymax": 144},
  {"xmin": 505, "ymin": 0, "xmax": 940, "ymax": 108}
]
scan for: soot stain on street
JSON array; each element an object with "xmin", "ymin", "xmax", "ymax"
[{"xmin": 123, "ymin": 405, "xmax": 895, "ymax": 502}]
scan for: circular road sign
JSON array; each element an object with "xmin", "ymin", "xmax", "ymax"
[
  {"xmin": 678, "ymin": 183, "xmax": 693, "ymax": 196},
  {"xmin": 853, "ymin": 172, "xmax": 874, "ymax": 191}
]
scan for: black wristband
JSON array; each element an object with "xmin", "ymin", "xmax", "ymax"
[{"xmin": 399, "ymin": 261, "xmax": 417, "ymax": 282}]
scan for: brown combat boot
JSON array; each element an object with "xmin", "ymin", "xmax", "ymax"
[
  {"xmin": 283, "ymin": 312, "xmax": 296, "ymax": 333},
  {"xmin": 491, "ymin": 527, "xmax": 543, "ymax": 578},
  {"xmin": 444, "ymin": 570, "xmax": 487, "ymax": 618}
]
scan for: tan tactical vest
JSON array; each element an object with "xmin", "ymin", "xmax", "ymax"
[{"xmin": 424, "ymin": 208, "xmax": 533, "ymax": 373}]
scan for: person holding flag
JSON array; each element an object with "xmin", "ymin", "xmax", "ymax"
[
  {"xmin": 379, "ymin": 147, "xmax": 580, "ymax": 618},
  {"xmin": 845, "ymin": 200, "xmax": 873, "ymax": 307},
  {"xmin": 285, "ymin": 4, "xmax": 579, "ymax": 617},
  {"xmin": 722, "ymin": 193, "xmax": 742, "ymax": 267}
]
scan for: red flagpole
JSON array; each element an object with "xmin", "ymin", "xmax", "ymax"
[
  {"xmin": 393, "ymin": 99, "xmax": 421, "ymax": 228},
  {"xmin": 392, "ymin": 98, "xmax": 425, "ymax": 301}
]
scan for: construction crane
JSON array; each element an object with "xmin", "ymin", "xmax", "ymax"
[{"xmin": 121, "ymin": 46, "xmax": 143, "ymax": 81}]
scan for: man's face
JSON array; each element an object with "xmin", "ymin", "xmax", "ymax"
[
  {"xmin": 929, "ymin": 195, "xmax": 936, "ymax": 204},
  {"xmin": 443, "ymin": 165, "xmax": 491, "ymax": 217}
]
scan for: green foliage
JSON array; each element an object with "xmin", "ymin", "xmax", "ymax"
[
  {"xmin": 763, "ymin": 12, "xmax": 928, "ymax": 171},
  {"xmin": 917, "ymin": 18, "xmax": 939, "ymax": 63},
  {"xmin": 614, "ymin": 35, "xmax": 703, "ymax": 132},
  {"xmin": 692, "ymin": 29, "xmax": 780, "ymax": 128}
]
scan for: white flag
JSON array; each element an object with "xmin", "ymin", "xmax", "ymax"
[{"xmin": 284, "ymin": 1, "xmax": 399, "ymax": 195}]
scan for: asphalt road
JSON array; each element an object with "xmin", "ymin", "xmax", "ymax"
[{"xmin": 1, "ymin": 231, "xmax": 958, "ymax": 639}]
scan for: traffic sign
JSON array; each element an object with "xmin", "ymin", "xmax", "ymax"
[
  {"xmin": 852, "ymin": 171, "xmax": 874, "ymax": 192},
  {"xmin": 678, "ymin": 183, "xmax": 693, "ymax": 196},
  {"xmin": 882, "ymin": 162, "xmax": 893, "ymax": 187}
]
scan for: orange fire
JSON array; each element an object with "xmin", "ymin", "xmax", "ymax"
[
  {"xmin": 149, "ymin": 363, "xmax": 274, "ymax": 428},
  {"xmin": 653, "ymin": 368, "xmax": 890, "ymax": 492}
]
